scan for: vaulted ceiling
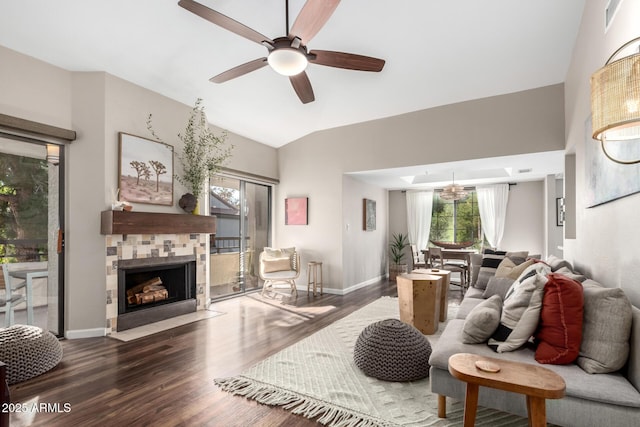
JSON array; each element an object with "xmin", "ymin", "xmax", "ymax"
[{"xmin": 0, "ymin": 0, "xmax": 585, "ymax": 149}]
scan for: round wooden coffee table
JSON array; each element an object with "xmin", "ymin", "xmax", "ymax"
[{"xmin": 448, "ymin": 353, "xmax": 565, "ymax": 427}]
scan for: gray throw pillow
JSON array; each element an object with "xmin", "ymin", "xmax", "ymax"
[
  {"xmin": 577, "ymin": 286, "xmax": 633, "ymax": 374},
  {"xmin": 482, "ymin": 276, "xmax": 516, "ymax": 300},
  {"xmin": 474, "ymin": 249, "xmax": 507, "ymax": 290},
  {"xmin": 488, "ymin": 272, "xmax": 547, "ymax": 352},
  {"xmin": 462, "ymin": 295, "xmax": 503, "ymax": 344}
]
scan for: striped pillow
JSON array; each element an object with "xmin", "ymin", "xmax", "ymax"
[{"xmin": 474, "ymin": 249, "xmax": 507, "ymax": 290}]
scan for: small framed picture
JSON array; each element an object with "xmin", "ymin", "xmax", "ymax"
[
  {"xmin": 556, "ymin": 197, "xmax": 565, "ymax": 227},
  {"xmin": 118, "ymin": 132, "xmax": 174, "ymax": 205},
  {"xmin": 363, "ymin": 198, "xmax": 376, "ymax": 231},
  {"xmin": 285, "ymin": 197, "xmax": 308, "ymax": 225}
]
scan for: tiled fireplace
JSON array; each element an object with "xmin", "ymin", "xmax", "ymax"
[
  {"xmin": 101, "ymin": 210, "xmax": 216, "ymax": 334},
  {"xmin": 105, "ymin": 233, "xmax": 208, "ymax": 333}
]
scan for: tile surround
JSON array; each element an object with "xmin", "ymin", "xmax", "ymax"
[{"xmin": 105, "ymin": 233, "xmax": 208, "ymax": 333}]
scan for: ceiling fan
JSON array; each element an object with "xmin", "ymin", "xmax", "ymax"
[{"xmin": 178, "ymin": 0, "xmax": 386, "ymax": 104}]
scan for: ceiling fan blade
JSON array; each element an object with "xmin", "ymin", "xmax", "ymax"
[
  {"xmin": 179, "ymin": 0, "xmax": 273, "ymax": 46},
  {"xmin": 289, "ymin": 0, "xmax": 341, "ymax": 45},
  {"xmin": 309, "ymin": 50, "xmax": 385, "ymax": 72},
  {"xmin": 210, "ymin": 58, "xmax": 268, "ymax": 83},
  {"xmin": 289, "ymin": 72, "xmax": 315, "ymax": 104}
]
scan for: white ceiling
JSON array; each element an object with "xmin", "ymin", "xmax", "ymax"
[{"xmin": 0, "ymin": 0, "xmax": 584, "ymax": 188}]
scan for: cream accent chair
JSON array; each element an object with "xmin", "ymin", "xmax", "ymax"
[
  {"xmin": 259, "ymin": 249, "xmax": 300, "ymax": 297},
  {"xmin": 1, "ymin": 264, "xmax": 27, "ymax": 327}
]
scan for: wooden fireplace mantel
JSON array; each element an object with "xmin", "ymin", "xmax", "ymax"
[{"xmin": 101, "ymin": 210, "xmax": 216, "ymax": 235}]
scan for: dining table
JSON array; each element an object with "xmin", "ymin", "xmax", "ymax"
[
  {"xmin": 8, "ymin": 268, "xmax": 48, "ymax": 325},
  {"xmin": 421, "ymin": 248, "xmax": 476, "ymax": 282}
]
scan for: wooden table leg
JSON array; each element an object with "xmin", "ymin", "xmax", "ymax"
[
  {"xmin": 526, "ymin": 395, "xmax": 547, "ymax": 427},
  {"xmin": 463, "ymin": 383, "xmax": 479, "ymax": 427},
  {"xmin": 438, "ymin": 394, "xmax": 446, "ymax": 418}
]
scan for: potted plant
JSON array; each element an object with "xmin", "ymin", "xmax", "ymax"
[
  {"xmin": 389, "ymin": 233, "xmax": 409, "ymax": 282},
  {"xmin": 147, "ymin": 98, "xmax": 233, "ymax": 213}
]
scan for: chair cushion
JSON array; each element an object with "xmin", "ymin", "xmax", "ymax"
[
  {"xmin": 263, "ymin": 257, "xmax": 292, "ymax": 273},
  {"xmin": 534, "ymin": 273, "xmax": 584, "ymax": 365}
]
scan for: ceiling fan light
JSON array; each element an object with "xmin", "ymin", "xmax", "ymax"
[{"xmin": 268, "ymin": 48, "xmax": 308, "ymax": 76}]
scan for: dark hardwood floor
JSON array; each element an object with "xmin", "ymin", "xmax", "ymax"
[{"xmin": 9, "ymin": 280, "xmax": 412, "ymax": 426}]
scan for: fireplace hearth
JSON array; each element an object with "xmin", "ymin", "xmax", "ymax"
[{"xmin": 117, "ymin": 255, "xmax": 197, "ymax": 331}]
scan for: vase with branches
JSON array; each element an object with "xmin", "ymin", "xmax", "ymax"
[{"xmin": 147, "ymin": 98, "xmax": 233, "ymax": 213}]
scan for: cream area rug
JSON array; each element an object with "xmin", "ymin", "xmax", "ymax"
[{"xmin": 215, "ymin": 297, "xmax": 531, "ymax": 426}]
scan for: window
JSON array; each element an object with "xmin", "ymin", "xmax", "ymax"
[
  {"xmin": 430, "ymin": 191, "xmax": 484, "ymax": 248},
  {"xmin": 209, "ymin": 175, "xmax": 272, "ymax": 300}
]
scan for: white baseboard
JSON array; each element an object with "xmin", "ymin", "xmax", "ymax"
[
  {"xmin": 307, "ymin": 275, "xmax": 386, "ymax": 296},
  {"xmin": 65, "ymin": 327, "xmax": 107, "ymax": 339}
]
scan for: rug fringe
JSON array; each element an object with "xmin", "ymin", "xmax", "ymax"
[{"xmin": 214, "ymin": 376, "xmax": 395, "ymax": 427}]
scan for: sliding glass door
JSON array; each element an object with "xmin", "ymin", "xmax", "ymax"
[
  {"xmin": 0, "ymin": 137, "xmax": 64, "ymax": 336},
  {"xmin": 209, "ymin": 176, "xmax": 271, "ymax": 299}
]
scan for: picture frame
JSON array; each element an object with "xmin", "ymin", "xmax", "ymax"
[
  {"xmin": 285, "ymin": 197, "xmax": 308, "ymax": 225},
  {"xmin": 118, "ymin": 132, "xmax": 174, "ymax": 205},
  {"xmin": 363, "ymin": 198, "xmax": 376, "ymax": 231},
  {"xmin": 556, "ymin": 197, "xmax": 565, "ymax": 227}
]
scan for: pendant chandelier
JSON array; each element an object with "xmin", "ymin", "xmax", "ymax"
[{"xmin": 439, "ymin": 173, "xmax": 468, "ymax": 201}]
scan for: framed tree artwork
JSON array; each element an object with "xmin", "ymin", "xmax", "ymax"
[
  {"xmin": 363, "ymin": 198, "xmax": 376, "ymax": 231},
  {"xmin": 118, "ymin": 132, "xmax": 174, "ymax": 205},
  {"xmin": 285, "ymin": 197, "xmax": 308, "ymax": 225}
]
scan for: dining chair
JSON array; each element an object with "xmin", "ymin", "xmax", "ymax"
[
  {"xmin": 1, "ymin": 264, "xmax": 27, "ymax": 327},
  {"xmin": 427, "ymin": 247, "xmax": 467, "ymax": 295},
  {"xmin": 410, "ymin": 244, "xmax": 427, "ymax": 269}
]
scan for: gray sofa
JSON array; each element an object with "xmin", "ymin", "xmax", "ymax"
[{"xmin": 429, "ymin": 254, "xmax": 640, "ymax": 427}]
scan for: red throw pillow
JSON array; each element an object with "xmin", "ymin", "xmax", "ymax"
[{"xmin": 534, "ymin": 273, "xmax": 584, "ymax": 364}]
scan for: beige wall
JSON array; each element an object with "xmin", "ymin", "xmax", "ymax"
[
  {"xmin": 563, "ymin": 0, "xmax": 640, "ymax": 306},
  {"xmin": 0, "ymin": 45, "xmax": 278, "ymax": 337},
  {"xmin": 278, "ymin": 85, "xmax": 565, "ymax": 292}
]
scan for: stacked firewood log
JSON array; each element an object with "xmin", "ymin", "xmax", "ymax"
[{"xmin": 126, "ymin": 277, "xmax": 168, "ymax": 305}]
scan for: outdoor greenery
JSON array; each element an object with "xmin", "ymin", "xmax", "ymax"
[
  {"xmin": 430, "ymin": 192, "xmax": 484, "ymax": 249},
  {"xmin": 389, "ymin": 233, "xmax": 409, "ymax": 265},
  {"xmin": 147, "ymin": 98, "xmax": 233, "ymax": 200},
  {"xmin": 0, "ymin": 152, "xmax": 49, "ymax": 262}
]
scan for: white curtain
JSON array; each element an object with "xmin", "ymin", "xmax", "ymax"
[
  {"xmin": 406, "ymin": 190, "xmax": 434, "ymax": 252},
  {"xmin": 476, "ymin": 184, "xmax": 509, "ymax": 249}
]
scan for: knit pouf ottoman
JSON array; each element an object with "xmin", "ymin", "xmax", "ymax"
[
  {"xmin": 0, "ymin": 324, "xmax": 63, "ymax": 385},
  {"xmin": 353, "ymin": 318, "xmax": 431, "ymax": 382}
]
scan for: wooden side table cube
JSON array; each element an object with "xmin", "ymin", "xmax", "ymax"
[
  {"xmin": 396, "ymin": 273, "xmax": 442, "ymax": 335},
  {"xmin": 412, "ymin": 268, "xmax": 451, "ymax": 322}
]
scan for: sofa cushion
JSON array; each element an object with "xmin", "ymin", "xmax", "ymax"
[
  {"xmin": 495, "ymin": 257, "xmax": 535, "ymax": 280},
  {"xmin": 482, "ymin": 276, "xmax": 515, "ymax": 300},
  {"xmin": 546, "ymin": 254, "xmax": 574, "ymax": 272},
  {"xmin": 554, "ymin": 266, "xmax": 587, "ymax": 283},
  {"xmin": 577, "ymin": 284, "xmax": 633, "ymax": 374},
  {"xmin": 474, "ymin": 249, "xmax": 507, "ymax": 290},
  {"xmin": 534, "ymin": 273, "xmax": 584, "ymax": 364},
  {"xmin": 488, "ymin": 271, "xmax": 547, "ymax": 352},
  {"xmin": 430, "ymin": 319, "xmax": 640, "ymax": 408},
  {"xmin": 462, "ymin": 295, "xmax": 502, "ymax": 344}
]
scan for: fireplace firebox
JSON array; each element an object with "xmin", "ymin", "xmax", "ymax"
[{"xmin": 117, "ymin": 255, "xmax": 197, "ymax": 331}]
